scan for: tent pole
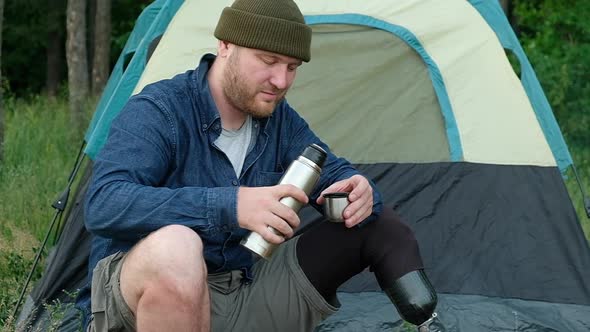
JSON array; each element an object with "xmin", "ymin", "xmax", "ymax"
[
  {"xmin": 53, "ymin": 141, "xmax": 87, "ymax": 243},
  {"xmin": 571, "ymin": 164, "xmax": 590, "ymax": 218},
  {"xmin": 12, "ymin": 209, "xmax": 62, "ymax": 322},
  {"xmin": 12, "ymin": 140, "xmax": 87, "ymax": 323}
]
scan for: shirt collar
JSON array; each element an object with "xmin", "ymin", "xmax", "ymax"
[{"xmin": 194, "ymin": 53, "xmax": 221, "ymax": 132}]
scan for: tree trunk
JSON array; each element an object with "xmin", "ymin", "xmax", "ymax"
[
  {"xmin": 0, "ymin": 0, "xmax": 5, "ymax": 162},
  {"xmin": 91, "ymin": 0, "xmax": 110, "ymax": 96},
  {"xmin": 500, "ymin": 0, "xmax": 509, "ymax": 14},
  {"xmin": 66, "ymin": 0, "xmax": 89, "ymax": 130},
  {"xmin": 46, "ymin": 0, "xmax": 66, "ymax": 98},
  {"xmin": 87, "ymin": 0, "xmax": 95, "ymax": 82},
  {"xmin": 499, "ymin": 0, "xmax": 515, "ymax": 26}
]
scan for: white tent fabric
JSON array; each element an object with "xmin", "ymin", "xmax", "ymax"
[{"xmin": 135, "ymin": 0, "xmax": 555, "ymax": 166}]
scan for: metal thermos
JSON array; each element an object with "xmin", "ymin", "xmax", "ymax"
[{"xmin": 241, "ymin": 144, "xmax": 327, "ymax": 259}]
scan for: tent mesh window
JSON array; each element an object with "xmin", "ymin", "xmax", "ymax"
[{"xmin": 288, "ymin": 24, "xmax": 451, "ymax": 164}]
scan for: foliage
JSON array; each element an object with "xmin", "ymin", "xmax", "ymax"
[
  {"xmin": 0, "ymin": 96, "xmax": 84, "ymax": 240},
  {"xmin": 564, "ymin": 145, "xmax": 590, "ymax": 240},
  {"xmin": 1, "ymin": 0, "xmax": 151, "ymax": 97},
  {"xmin": 0, "ymin": 249, "xmax": 42, "ymax": 329},
  {"xmin": 2, "ymin": 0, "xmax": 50, "ymax": 96},
  {"xmin": 514, "ymin": 0, "xmax": 590, "ymax": 147},
  {"xmin": 512, "ymin": 0, "xmax": 590, "ymax": 239},
  {"xmin": 0, "ymin": 95, "xmax": 91, "ymax": 330}
]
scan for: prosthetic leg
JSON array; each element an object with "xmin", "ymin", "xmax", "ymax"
[
  {"xmin": 381, "ymin": 270, "xmax": 446, "ymax": 332},
  {"xmin": 297, "ymin": 208, "xmax": 448, "ymax": 331}
]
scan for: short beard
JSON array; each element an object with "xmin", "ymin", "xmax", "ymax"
[{"xmin": 221, "ymin": 48, "xmax": 283, "ymax": 118}]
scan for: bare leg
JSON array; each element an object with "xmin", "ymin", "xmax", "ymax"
[{"xmin": 120, "ymin": 225, "xmax": 210, "ymax": 332}]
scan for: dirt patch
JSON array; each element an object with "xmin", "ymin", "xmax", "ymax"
[{"xmin": 0, "ymin": 226, "xmax": 40, "ymax": 258}]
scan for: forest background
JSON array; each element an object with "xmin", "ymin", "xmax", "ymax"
[{"xmin": 0, "ymin": 0, "xmax": 588, "ymax": 329}]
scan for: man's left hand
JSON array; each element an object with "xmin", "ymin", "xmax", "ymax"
[{"xmin": 316, "ymin": 174, "xmax": 374, "ymax": 228}]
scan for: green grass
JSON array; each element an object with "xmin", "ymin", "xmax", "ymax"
[
  {"xmin": 0, "ymin": 96, "xmax": 82, "ymax": 240},
  {"xmin": 564, "ymin": 143, "xmax": 590, "ymax": 240},
  {"xmin": 0, "ymin": 95, "xmax": 90, "ymax": 329}
]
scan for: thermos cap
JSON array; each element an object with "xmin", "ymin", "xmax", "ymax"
[
  {"xmin": 302, "ymin": 144, "xmax": 327, "ymax": 169},
  {"xmin": 323, "ymin": 192, "xmax": 350, "ymax": 222}
]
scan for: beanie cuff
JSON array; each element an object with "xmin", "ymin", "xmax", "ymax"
[{"xmin": 214, "ymin": 7, "xmax": 311, "ymax": 62}]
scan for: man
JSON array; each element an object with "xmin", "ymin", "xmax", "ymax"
[{"xmin": 77, "ymin": 0, "xmax": 447, "ymax": 331}]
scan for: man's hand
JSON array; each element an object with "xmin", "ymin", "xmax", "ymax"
[
  {"xmin": 316, "ymin": 175, "xmax": 373, "ymax": 228},
  {"xmin": 237, "ymin": 185, "xmax": 308, "ymax": 244}
]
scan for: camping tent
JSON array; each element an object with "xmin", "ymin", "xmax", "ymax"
[{"xmin": 16, "ymin": 0, "xmax": 590, "ymax": 331}]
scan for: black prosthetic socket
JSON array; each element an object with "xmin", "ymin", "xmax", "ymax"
[
  {"xmin": 381, "ymin": 269, "xmax": 437, "ymax": 326},
  {"xmin": 296, "ymin": 208, "xmax": 423, "ymax": 302}
]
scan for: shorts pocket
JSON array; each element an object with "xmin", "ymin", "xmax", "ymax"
[{"xmin": 90, "ymin": 253, "xmax": 126, "ymax": 331}]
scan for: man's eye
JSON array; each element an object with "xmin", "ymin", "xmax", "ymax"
[{"xmin": 261, "ymin": 57, "xmax": 275, "ymax": 65}]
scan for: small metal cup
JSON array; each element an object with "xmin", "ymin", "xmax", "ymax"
[{"xmin": 323, "ymin": 192, "xmax": 350, "ymax": 222}]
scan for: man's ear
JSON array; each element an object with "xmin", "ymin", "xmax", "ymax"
[{"xmin": 217, "ymin": 40, "xmax": 231, "ymax": 58}]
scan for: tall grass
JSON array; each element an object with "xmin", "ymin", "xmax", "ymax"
[
  {"xmin": 565, "ymin": 144, "xmax": 590, "ymax": 241},
  {"xmin": 0, "ymin": 96, "xmax": 82, "ymax": 241},
  {"xmin": 0, "ymin": 95, "xmax": 90, "ymax": 329}
]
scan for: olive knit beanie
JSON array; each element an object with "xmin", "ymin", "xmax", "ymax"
[{"xmin": 214, "ymin": 0, "xmax": 312, "ymax": 62}]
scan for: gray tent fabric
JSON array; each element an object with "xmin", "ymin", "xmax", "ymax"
[
  {"xmin": 29, "ymin": 165, "xmax": 92, "ymax": 305},
  {"xmin": 317, "ymin": 293, "xmax": 590, "ymax": 331},
  {"xmin": 21, "ymin": 162, "xmax": 590, "ymax": 332}
]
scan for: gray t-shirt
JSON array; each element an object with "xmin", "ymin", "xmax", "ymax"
[{"xmin": 214, "ymin": 115, "xmax": 253, "ymax": 177}]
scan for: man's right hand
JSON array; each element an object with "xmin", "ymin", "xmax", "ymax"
[{"xmin": 237, "ymin": 185, "xmax": 308, "ymax": 244}]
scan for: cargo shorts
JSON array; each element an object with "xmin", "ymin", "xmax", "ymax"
[{"xmin": 88, "ymin": 237, "xmax": 339, "ymax": 331}]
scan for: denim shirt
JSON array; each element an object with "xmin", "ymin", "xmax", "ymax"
[{"xmin": 77, "ymin": 54, "xmax": 383, "ymax": 321}]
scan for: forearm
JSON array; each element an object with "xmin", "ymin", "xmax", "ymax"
[{"xmin": 85, "ymin": 180, "xmax": 239, "ymax": 241}]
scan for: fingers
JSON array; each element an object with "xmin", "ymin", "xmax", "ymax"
[
  {"xmin": 275, "ymin": 184, "xmax": 308, "ymax": 205},
  {"xmin": 344, "ymin": 203, "xmax": 372, "ymax": 228},
  {"xmin": 259, "ymin": 208, "xmax": 297, "ymax": 243},
  {"xmin": 271, "ymin": 199, "xmax": 301, "ymax": 229},
  {"xmin": 341, "ymin": 175, "xmax": 373, "ymax": 227},
  {"xmin": 271, "ymin": 184, "xmax": 304, "ymax": 229},
  {"xmin": 259, "ymin": 224, "xmax": 287, "ymax": 244},
  {"xmin": 347, "ymin": 175, "xmax": 370, "ymax": 201}
]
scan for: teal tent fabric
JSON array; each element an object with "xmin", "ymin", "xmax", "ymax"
[
  {"xmin": 84, "ymin": 0, "xmax": 184, "ymax": 159},
  {"xmin": 468, "ymin": 0, "xmax": 573, "ymax": 173}
]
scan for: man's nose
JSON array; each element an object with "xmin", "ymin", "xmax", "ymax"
[{"xmin": 269, "ymin": 65, "xmax": 290, "ymax": 90}]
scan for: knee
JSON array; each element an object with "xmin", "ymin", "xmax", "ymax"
[
  {"xmin": 370, "ymin": 208, "xmax": 419, "ymax": 249},
  {"xmin": 127, "ymin": 225, "xmax": 206, "ymax": 282},
  {"xmin": 149, "ymin": 224, "xmax": 204, "ymax": 254}
]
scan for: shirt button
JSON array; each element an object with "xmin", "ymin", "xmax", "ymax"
[{"xmin": 232, "ymin": 180, "xmax": 238, "ymax": 186}]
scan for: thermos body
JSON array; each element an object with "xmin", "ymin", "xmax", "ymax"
[
  {"xmin": 241, "ymin": 144, "xmax": 326, "ymax": 259},
  {"xmin": 277, "ymin": 156, "xmax": 321, "ymax": 212}
]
